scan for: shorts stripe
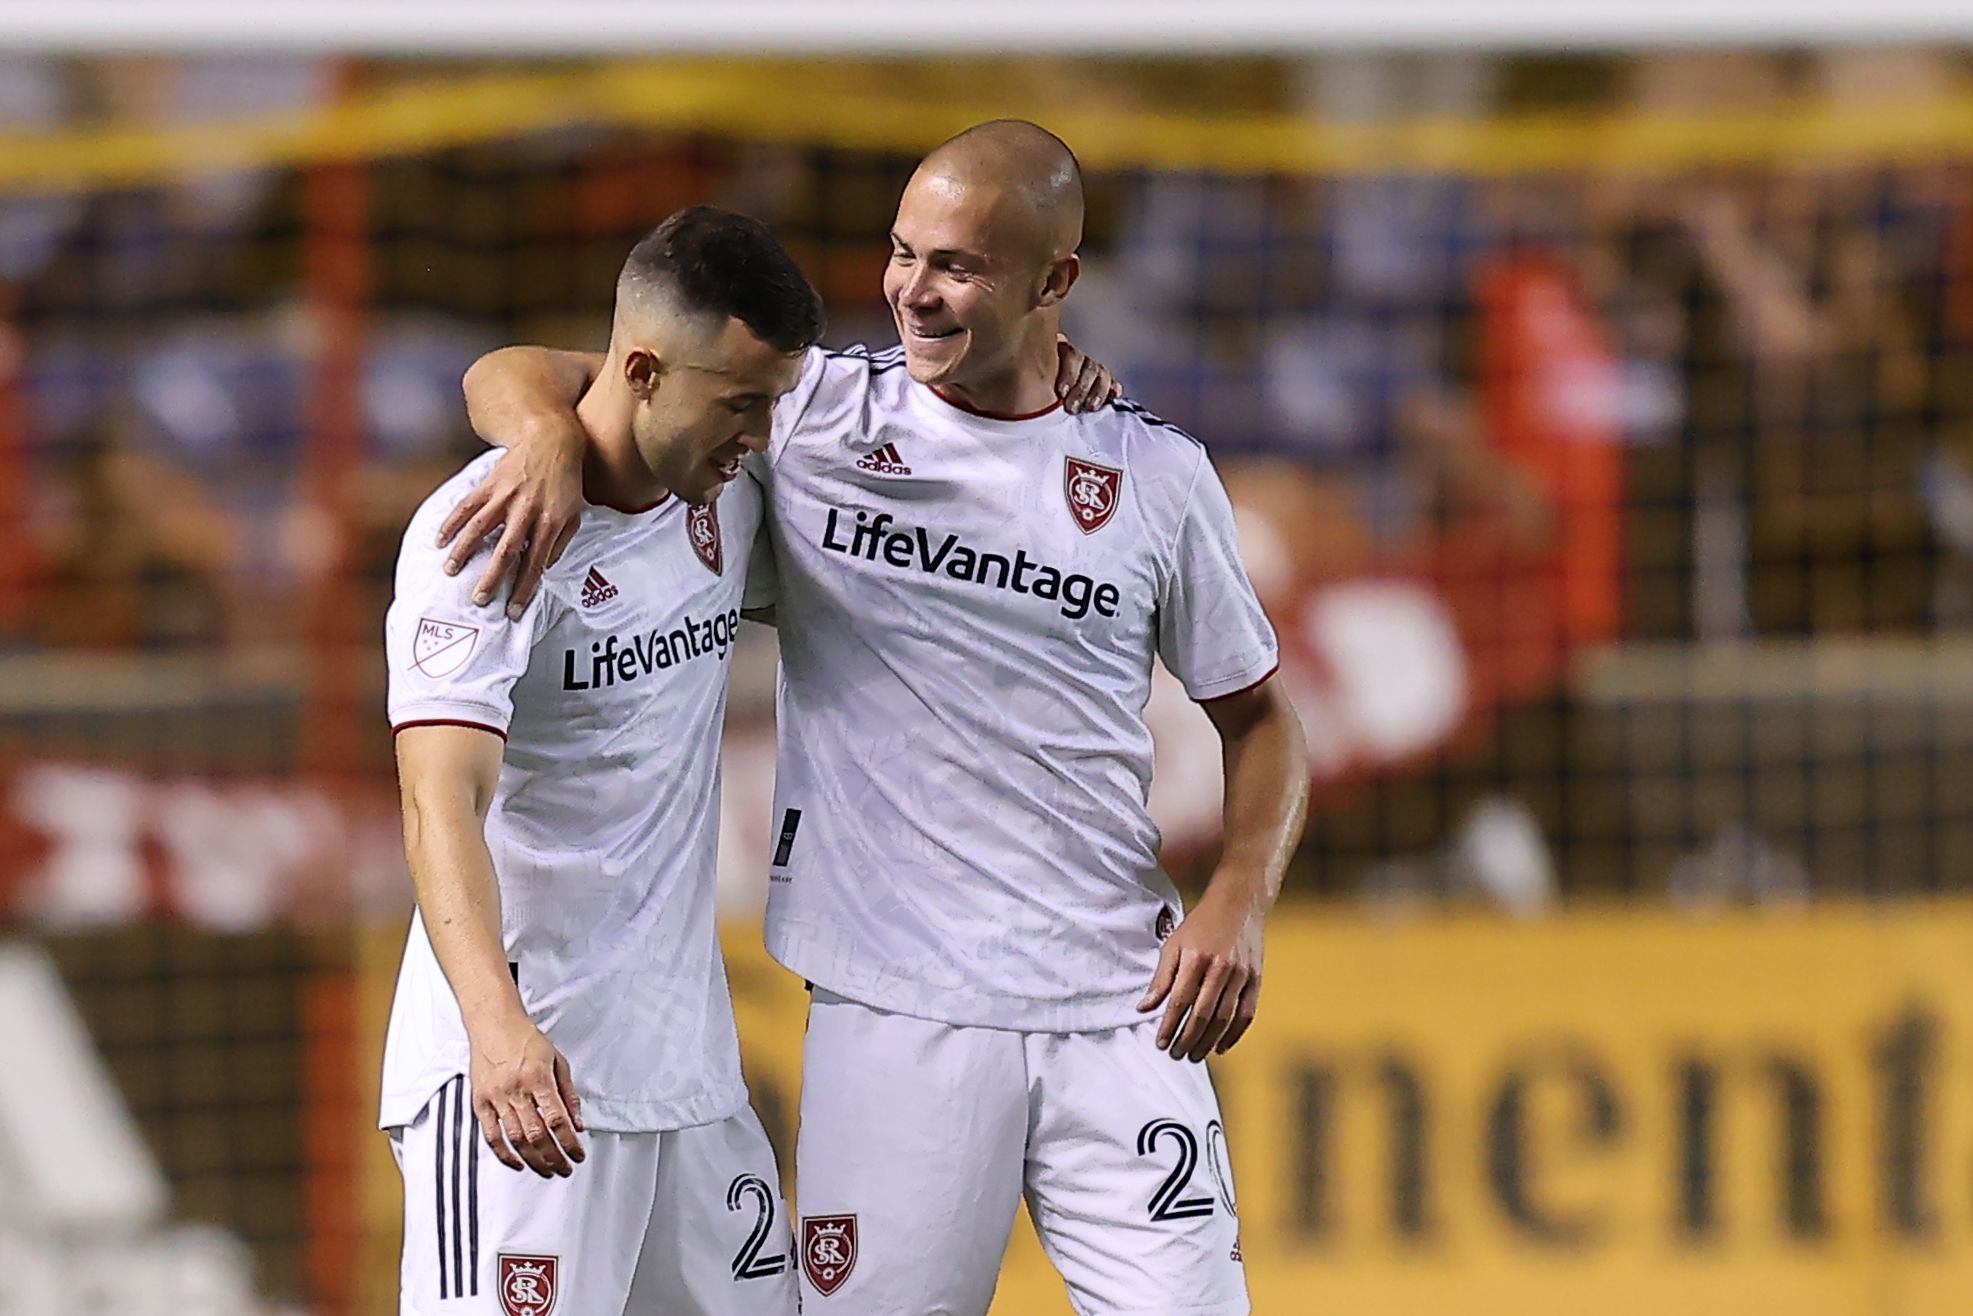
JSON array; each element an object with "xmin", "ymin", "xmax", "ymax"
[
  {"xmin": 434, "ymin": 1079, "xmax": 451, "ymax": 1299},
  {"xmin": 449, "ymin": 1074, "xmax": 467, "ymax": 1297},
  {"xmin": 466, "ymin": 1085, "xmax": 480, "ymax": 1295}
]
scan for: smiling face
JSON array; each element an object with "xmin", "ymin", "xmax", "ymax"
[
  {"xmin": 623, "ymin": 316, "xmax": 805, "ymax": 505},
  {"xmin": 883, "ymin": 168, "xmax": 1065, "ymax": 395}
]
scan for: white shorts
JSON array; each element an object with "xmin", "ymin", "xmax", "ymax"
[
  {"xmin": 389, "ymin": 1075, "xmax": 797, "ymax": 1316},
  {"xmin": 795, "ymin": 991, "xmax": 1249, "ymax": 1316}
]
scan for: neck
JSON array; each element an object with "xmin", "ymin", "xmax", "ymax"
[
  {"xmin": 575, "ymin": 372, "xmax": 668, "ymax": 511},
  {"xmin": 933, "ymin": 317, "xmax": 1062, "ymax": 418}
]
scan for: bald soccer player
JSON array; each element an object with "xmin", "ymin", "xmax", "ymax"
[
  {"xmin": 381, "ymin": 208, "xmax": 818, "ymax": 1316},
  {"xmin": 449, "ymin": 123, "xmax": 1310, "ymax": 1316}
]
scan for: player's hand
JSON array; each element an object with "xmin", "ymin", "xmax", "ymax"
[
  {"xmin": 1055, "ymin": 334, "xmax": 1122, "ymax": 414},
  {"xmin": 436, "ymin": 424, "xmax": 586, "ymax": 619},
  {"xmin": 468, "ymin": 1014, "xmax": 587, "ymax": 1177},
  {"xmin": 1137, "ymin": 885, "xmax": 1265, "ymax": 1063}
]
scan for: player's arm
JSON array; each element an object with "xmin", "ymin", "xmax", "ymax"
[
  {"xmin": 440, "ymin": 348, "xmax": 604, "ymax": 618},
  {"xmin": 440, "ymin": 338, "xmax": 1120, "ymax": 612},
  {"xmin": 1140, "ymin": 450, "xmax": 1311, "ymax": 1062},
  {"xmin": 1139, "ymin": 680, "xmax": 1310, "ymax": 1062},
  {"xmin": 396, "ymin": 723, "xmax": 587, "ymax": 1178}
]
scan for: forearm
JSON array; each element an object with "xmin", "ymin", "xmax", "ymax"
[
  {"xmin": 1208, "ymin": 690, "xmax": 1310, "ymax": 911},
  {"xmin": 462, "ymin": 347, "xmax": 604, "ymax": 449},
  {"xmin": 402, "ymin": 793, "xmax": 527, "ymax": 1034}
]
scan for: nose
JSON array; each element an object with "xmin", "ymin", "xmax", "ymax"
[
  {"xmin": 736, "ymin": 410, "xmax": 772, "ymax": 453},
  {"xmin": 899, "ymin": 262, "xmax": 938, "ymax": 310}
]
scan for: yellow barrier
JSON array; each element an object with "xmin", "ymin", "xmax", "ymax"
[
  {"xmin": 8, "ymin": 60, "xmax": 1973, "ymax": 193},
  {"xmin": 361, "ymin": 905, "xmax": 1973, "ymax": 1314}
]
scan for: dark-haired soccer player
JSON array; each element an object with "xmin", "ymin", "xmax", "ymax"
[
  {"xmin": 454, "ymin": 124, "xmax": 1277, "ymax": 1316},
  {"xmin": 381, "ymin": 207, "xmax": 815, "ymax": 1315}
]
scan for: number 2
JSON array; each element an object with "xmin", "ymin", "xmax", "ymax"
[
  {"xmin": 1137, "ymin": 1119, "xmax": 1217, "ymax": 1222},
  {"xmin": 726, "ymin": 1174, "xmax": 789, "ymax": 1280}
]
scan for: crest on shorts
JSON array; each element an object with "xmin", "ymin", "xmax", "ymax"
[
  {"xmin": 412, "ymin": 617, "xmax": 479, "ymax": 678},
  {"xmin": 688, "ymin": 502, "xmax": 723, "ymax": 575},
  {"xmin": 497, "ymin": 1253, "xmax": 558, "ymax": 1316},
  {"xmin": 1064, "ymin": 457, "xmax": 1122, "ymax": 535},
  {"xmin": 1155, "ymin": 904, "xmax": 1177, "ymax": 943},
  {"xmin": 801, "ymin": 1215, "xmax": 858, "ymax": 1297}
]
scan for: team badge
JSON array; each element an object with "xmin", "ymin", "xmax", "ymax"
[
  {"xmin": 412, "ymin": 617, "xmax": 479, "ymax": 678},
  {"xmin": 801, "ymin": 1215, "xmax": 858, "ymax": 1297},
  {"xmin": 1155, "ymin": 904, "xmax": 1176, "ymax": 942},
  {"xmin": 1064, "ymin": 456, "xmax": 1122, "ymax": 534},
  {"xmin": 497, "ymin": 1253, "xmax": 558, "ymax": 1316},
  {"xmin": 688, "ymin": 502, "xmax": 723, "ymax": 575}
]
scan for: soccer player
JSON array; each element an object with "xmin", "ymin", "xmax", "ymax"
[
  {"xmin": 380, "ymin": 207, "xmax": 819, "ymax": 1315},
  {"xmin": 450, "ymin": 122, "xmax": 1310, "ymax": 1316}
]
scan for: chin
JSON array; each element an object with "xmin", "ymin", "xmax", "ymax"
[{"xmin": 679, "ymin": 481, "xmax": 723, "ymax": 507}]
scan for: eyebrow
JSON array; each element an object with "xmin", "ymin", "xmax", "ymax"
[{"xmin": 890, "ymin": 232, "xmax": 986, "ymax": 265}]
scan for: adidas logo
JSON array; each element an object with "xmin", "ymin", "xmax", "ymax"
[
  {"xmin": 855, "ymin": 443, "xmax": 912, "ymax": 475},
  {"xmin": 579, "ymin": 567, "xmax": 618, "ymax": 608}
]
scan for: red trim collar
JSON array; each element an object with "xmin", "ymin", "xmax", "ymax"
[{"xmin": 930, "ymin": 386, "xmax": 1063, "ymax": 422}]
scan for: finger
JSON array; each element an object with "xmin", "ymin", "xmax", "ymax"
[
  {"xmin": 546, "ymin": 516, "xmax": 581, "ymax": 571},
  {"xmin": 476, "ymin": 1099, "xmax": 526, "ymax": 1172},
  {"xmin": 539, "ymin": 1064, "xmax": 586, "ymax": 1162},
  {"xmin": 1054, "ymin": 338, "xmax": 1079, "ymax": 398},
  {"xmin": 1156, "ymin": 951, "xmax": 1209, "ymax": 1051},
  {"xmin": 1100, "ymin": 367, "xmax": 1122, "ymax": 405},
  {"xmin": 557, "ymin": 1052, "xmax": 586, "ymax": 1134},
  {"xmin": 1172, "ymin": 961, "xmax": 1236, "ymax": 1061},
  {"xmin": 1137, "ymin": 940, "xmax": 1181, "ymax": 1012},
  {"xmin": 1215, "ymin": 977, "xmax": 1262, "ymax": 1055},
  {"xmin": 474, "ymin": 519, "xmax": 530, "ymax": 609},
  {"xmin": 1185, "ymin": 967, "xmax": 1246, "ymax": 1062},
  {"xmin": 1070, "ymin": 358, "xmax": 1102, "ymax": 413},
  {"xmin": 436, "ymin": 487, "xmax": 492, "ymax": 552},
  {"xmin": 507, "ymin": 515, "xmax": 561, "ymax": 619},
  {"xmin": 440, "ymin": 497, "xmax": 504, "ymax": 573},
  {"xmin": 508, "ymin": 1097, "xmax": 572, "ymax": 1178}
]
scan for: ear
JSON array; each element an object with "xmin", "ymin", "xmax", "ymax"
[
  {"xmin": 1036, "ymin": 253, "xmax": 1080, "ymax": 309},
  {"xmin": 623, "ymin": 348, "xmax": 662, "ymax": 400}
]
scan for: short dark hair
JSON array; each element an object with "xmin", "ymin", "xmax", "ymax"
[{"xmin": 622, "ymin": 206, "xmax": 823, "ymax": 355}]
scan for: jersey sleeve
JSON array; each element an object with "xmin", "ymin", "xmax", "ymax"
[
  {"xmin": 1156, "ymin": 453, "xmax": 1280, "ymax": 701},
  {"xmin": 384, "ymin": 515, "xmax": 555, "ymax": 737},
  {"xmin": 741, "ymin": 513, "xmax": 779, "ymax": 613}
]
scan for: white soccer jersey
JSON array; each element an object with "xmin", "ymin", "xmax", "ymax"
[
  {"xmin": 758, "ymin": 346, "xmax": 1279, "ymax": 1031},
  {"xmin": 380, "ymin": 451, "xmax": 764, "ymax": 1132}
]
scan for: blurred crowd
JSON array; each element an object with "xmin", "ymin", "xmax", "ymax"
[
  {"xmin": 9, "ymin": 48, "xmax": 1973, "ymax": 903},
  {"xmin": 3, "ymin": 48, "xmax": 1971, "ymax": 658}
]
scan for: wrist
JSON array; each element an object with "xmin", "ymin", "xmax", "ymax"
[
  {"xmin": 1203, "ymin": 863, "xmax": 1275, "ymax": 915},
  {"xmin": 462, "ymin": 994, "xmax": 532, "ymax": 1045}
]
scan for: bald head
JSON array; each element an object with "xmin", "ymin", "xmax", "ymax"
[
  {"xmin": 885, "ymin": 121, "xmax": 1086, "ymax": 405},
  {"xmin": 914, "ymin": 119, "xmax": 1084, "ymax": 261}
]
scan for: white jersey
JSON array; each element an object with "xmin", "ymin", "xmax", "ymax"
[
  {"xmin": 756, "ymin": 346, "xmax": 1278, "ymax": 1032},
  {"xmin": 380, "ymin": 451, "xmax": 764, "ymax": 1132}
]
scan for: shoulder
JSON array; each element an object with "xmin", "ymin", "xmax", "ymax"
[
  {"xmin": 1074, "ymin": 396, "xmax": 1210, "ymax": 491},
  {"xmin": 773, "ymin": 342, "xmax": 910, "ymax": 462},
  {"xmin": 396, "ymin": 452, "xmax": 503, "ymax": 573}
]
